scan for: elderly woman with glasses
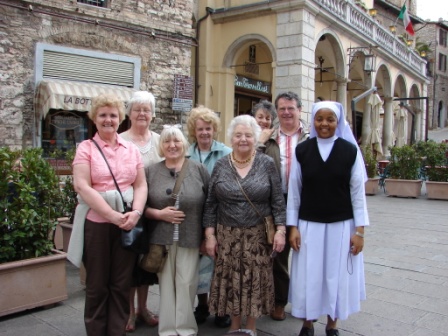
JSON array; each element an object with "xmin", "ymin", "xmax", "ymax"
[
  {"xmin": 120, "ymin": 91, "xmax": 161, "ymax": 332},
  {"xmin": 144, "ymin": 125, "xmax": 210, "ymax": 336}
]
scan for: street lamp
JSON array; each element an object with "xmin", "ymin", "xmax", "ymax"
[
  {"xmin": 347, "ymin": 46, "xmax": 378, "ymax": 73},
  {"xmin": 406, "ymin": 39, "xmax": 413, "ymax": 46},
  {"xmin": 420, "ymin": 50, "xmax": 427, "ymax": 57},
  {"xmin": 389, "ymin": 25, "xmax": 396, "ymax": 34},
  {"xmin": 369, "ymin": 8, "xmax": 377, "ymax": 18}
]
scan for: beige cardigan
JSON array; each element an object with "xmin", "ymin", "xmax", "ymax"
[{"xmin": 67, "ymin": 187, "xmax": 134, "ymax": 267}]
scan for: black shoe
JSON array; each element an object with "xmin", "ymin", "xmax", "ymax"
[
  {"xmin": 326, "ymin": 329, "xmax": 339, "ymax": 336},
  {"xmin": 298, "ymin": 326, "xmax": 314, "ymax": 336},
  {"xmin": 194, "ymin": 304, "xmax": 210, "ymax": 324},
  {"xmin": 214, "ymin": 314, "xmax": 231, "ymax": 328}
]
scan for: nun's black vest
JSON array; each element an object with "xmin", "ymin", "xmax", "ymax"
[{"xmin": 296, "ymin": 137, "xmax": 357, "ymax": 223}]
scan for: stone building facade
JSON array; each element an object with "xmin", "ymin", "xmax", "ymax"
[
  {"xmin": 416, "ymin": 20, "xmax": 448, "ymax": 129},
  {"xmin": 0, "ymin": 0, "xmax": 195, "ymax": 150}
]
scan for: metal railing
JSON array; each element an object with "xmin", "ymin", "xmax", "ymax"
[{"xmin": 314, "ymin": 0, "xmax": 426, "ymax": 77}]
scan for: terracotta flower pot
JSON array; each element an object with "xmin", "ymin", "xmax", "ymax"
[{"xmin": 0, "ymin": 249, "xmax": 68, "ymax": 317}]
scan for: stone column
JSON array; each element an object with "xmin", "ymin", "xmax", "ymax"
[
  {"xmin": 336, "ymin": 78, "xmax": 348, "ymax": 112},
  {"xmin": 275, "ymin": 6, "xmax": 316, "ymax": 123},
  {"xmin": 361, "ymin": 99, "xmax": 371, "ymax": 146},
  {"xmin": 382, "ymin": 96, "xmax": 393, "ymax": 157}
]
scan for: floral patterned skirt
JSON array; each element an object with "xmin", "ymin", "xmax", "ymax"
[{"xmin": 208, "ymin": 223, "xmax": 274, "ymax": 318}]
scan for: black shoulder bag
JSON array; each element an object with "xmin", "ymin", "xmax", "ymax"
[{"xmin": 91, "ymin": 139, "xmax": 147, "ymax": 254}]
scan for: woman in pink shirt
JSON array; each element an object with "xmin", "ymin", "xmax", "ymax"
[{"xmin": 70, "ymin": 93, "xmax": 147, "ymax": 336}]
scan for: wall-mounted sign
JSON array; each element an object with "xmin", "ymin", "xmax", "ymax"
[
  {"xmin": 234, "ymin": 75, "xmax": 270, "ymax": 93},
  {"xmin": 173, "ymin": 75, "xmax": 193, "ymax": 112}
]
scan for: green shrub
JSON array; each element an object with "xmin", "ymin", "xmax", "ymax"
[
  {"xmin": 388, "ymin": 144, "xmax": 421, "ymax": 180},
  {"xmin": 0, "ymin": 147, "xmax": 61, "ymax": 263},
  {"xmin": 415, "ymin": 140, "xmax": 448, "ymax": 182},
  {"xmin": 361, "ymin": 146, "xmax": 377, "ymax": 178}
]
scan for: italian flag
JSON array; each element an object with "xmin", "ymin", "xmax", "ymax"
[{"xmin": 398, "ymin": 4, "xmax": 415, "ymax": 36}]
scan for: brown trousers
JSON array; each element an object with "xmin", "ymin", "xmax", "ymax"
[
  {"xmin": 272, "ymin": 193, "xmax": 291, "ymax": 307},
  {"xmin": 83, "ymin": 219, "xmax": 136, "ymax": 336}
]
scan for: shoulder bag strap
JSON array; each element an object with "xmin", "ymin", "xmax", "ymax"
[
  {"xmin": 91, "ymin": 139, "xmax": 126, "ymax": 208},
  {"xmin": 171, "ymin": 159, "xmax": 189, "ymax": 201},
  {"xmin": 228, "ymin": 156, "xmax": 264, "ymax": 220}
]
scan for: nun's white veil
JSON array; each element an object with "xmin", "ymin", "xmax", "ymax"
[{"xmin": 310, "ymin": 101, "xmax": 367, "ymax": 181}]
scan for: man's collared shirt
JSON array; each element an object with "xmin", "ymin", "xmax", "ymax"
[{"xmin": 278, "ymin": 123, "xmax": 304, "ymax": 194}]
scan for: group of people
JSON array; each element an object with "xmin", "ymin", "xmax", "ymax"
[{"xmin": 67, "ymin": 89, "xmax": 369, "ymax": 336}]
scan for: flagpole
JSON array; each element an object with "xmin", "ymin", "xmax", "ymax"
[{"xmin": 393, "ymin": 0, "xmax": 407, "ymax": 26}]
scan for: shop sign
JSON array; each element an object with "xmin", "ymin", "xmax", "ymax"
[
  {"xmin": 173, "ymin": 75, "xmax": 193, "ymax": 112},
  {"xmin": 47, "ymin": 158, "xmax": 72, "ymax": 175},
  {"xmin": 51, "ymin": 113, "xmax": 83, "ymax": 130},
  {"xmin": 234, "ymin": 75, "xmax": 270, "ymax": 93}
]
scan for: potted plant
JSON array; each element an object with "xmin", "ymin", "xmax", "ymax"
[
  {"xmin": 50, "ymin": 149, "xmax": 77, "ymax": 252},
  {"xmin": 415, "ymin": 140, "xmax": 448, "ymax": 200},
  {"xmin": 0, "ymin": 147, "xmax": 68, "ymax": 317},
  {"xmin": 385, "ymin": 144, "xmax": 423, "ymax": 198},
  {"xmin": 361, "ymin": 146, "xmax": 380, "ymax": 195}
]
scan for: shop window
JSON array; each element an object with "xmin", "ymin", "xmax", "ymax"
[
  {"xmin": 42, "ymin": 110, "xmax": 91, "ymax": 159},
  {"xmin": 77, "ymin": 0, "xmax": 107, "ymax": 7},
  {"xmin": 42, "ymin": 110, "xmax": 130, "ymax": 159}
]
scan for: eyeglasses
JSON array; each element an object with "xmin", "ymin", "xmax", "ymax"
[
  {"xmin": 163, "ymin": 124, "xmax": 182, "ymax": 129},
  {"xmin": 132, "ymin": 109, "xmax": 152, "ymax": 114}
]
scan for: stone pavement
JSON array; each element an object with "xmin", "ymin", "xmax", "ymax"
[{"xmin": 1, "ymin": 190, "xmax": 447, "ymax": 336}]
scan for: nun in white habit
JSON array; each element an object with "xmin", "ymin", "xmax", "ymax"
[{"xmin": 286, "ymin": 101, "xmax": 369, "ymax": 336}]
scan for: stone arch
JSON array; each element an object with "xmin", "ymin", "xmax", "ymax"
[
  {"xmin": 39, "ymin": 24, "xmax": 138, "ymax": 55},
  {"xmin": 314, "ymin": 30, "xmax": 346, "ymax": 104},
  {"xmin": 222, "ymin": 34, "xmax": 276, "ymax": 68}
]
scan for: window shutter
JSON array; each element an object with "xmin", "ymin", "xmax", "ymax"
[{"xmin": 43, "ymin": 50, "xmax": 135, "ymax": 87}]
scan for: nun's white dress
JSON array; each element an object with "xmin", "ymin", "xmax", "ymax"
[{"xmin": 286, "ymin": 135, "xmax": 369, "ymax": 321}]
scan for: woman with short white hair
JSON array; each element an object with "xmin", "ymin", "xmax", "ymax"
[
  {"xmin": 120, "ymin": 90, "xmax": 161, "ymax": 332},
  {"xmin": 145, "ymin": 125, "xmax": 210, "ymax": 336},
  {"xmin": 203, "ymin": 115, "xmax": 286, "ymax": 336}
]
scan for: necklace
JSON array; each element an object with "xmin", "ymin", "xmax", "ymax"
[
  {"xmin": 232, "ymin": 151, "xmax": 255, "ymax": 164},
  {"xmin": 232, "ymin": 160, "xmax": 252, "ymax": 169}
]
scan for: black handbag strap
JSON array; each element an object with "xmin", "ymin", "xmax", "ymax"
[
  {"xmin": 91, "ymin": 139, "xmax": 126, "ymax": 209},
  {"xmin": 228, "ymin": 156, "xmax": 264, "ymax": 220}
]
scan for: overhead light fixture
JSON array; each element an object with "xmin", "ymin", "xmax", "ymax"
[
  {"xmin": 369, "ymin": 8, "xmax": 377, "ymax": 18},
  {"xmin": 347, "ymin": 46, "xmax": 377, "ymax": 73},
  {"xmin": 389, "ymin": 25, "xmax": 396, "ymax": 34}
]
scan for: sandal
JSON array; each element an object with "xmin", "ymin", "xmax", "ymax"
[
  {"xmin": 137, "ymin": 308, "xmax": 159, "ymax": 327},
  {"xmin": 125, "ymin": 312, "xmax": 136, "ymax": 332}
]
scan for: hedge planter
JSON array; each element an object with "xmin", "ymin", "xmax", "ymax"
[
  {"xmin": 426, "ymin": 181, "xmax": 448, "ymax": 200},
  {"xmin": 0, "ymin": 249, "xmax": 68, "ymax": 317},
  {"xmin": 385, "ymin": 179, "xmax": 422, "ymax": 198},
  {"xmin": 365, "ymin": 178, "xmax": 380, "ymax": 195},
  {"xmin": 58, "ymin": 221, "xmax": 86, "ymax": 285},
  {"xmin": 58, "ymin": 219, "xmax": 72, "ymax": 253}
]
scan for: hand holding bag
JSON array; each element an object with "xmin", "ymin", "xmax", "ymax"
[{"xmin": 91, "ymin": 139, "xmax": 147, "ymax": 254}]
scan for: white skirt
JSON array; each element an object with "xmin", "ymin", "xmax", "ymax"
[{"xmin": 288, "ymin": 219, "xmax": 366, "ymax": 321}]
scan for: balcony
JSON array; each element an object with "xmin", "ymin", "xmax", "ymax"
[{"xmin": 315, "ymin": 0, "xmax": 426, "ymax": 77}]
